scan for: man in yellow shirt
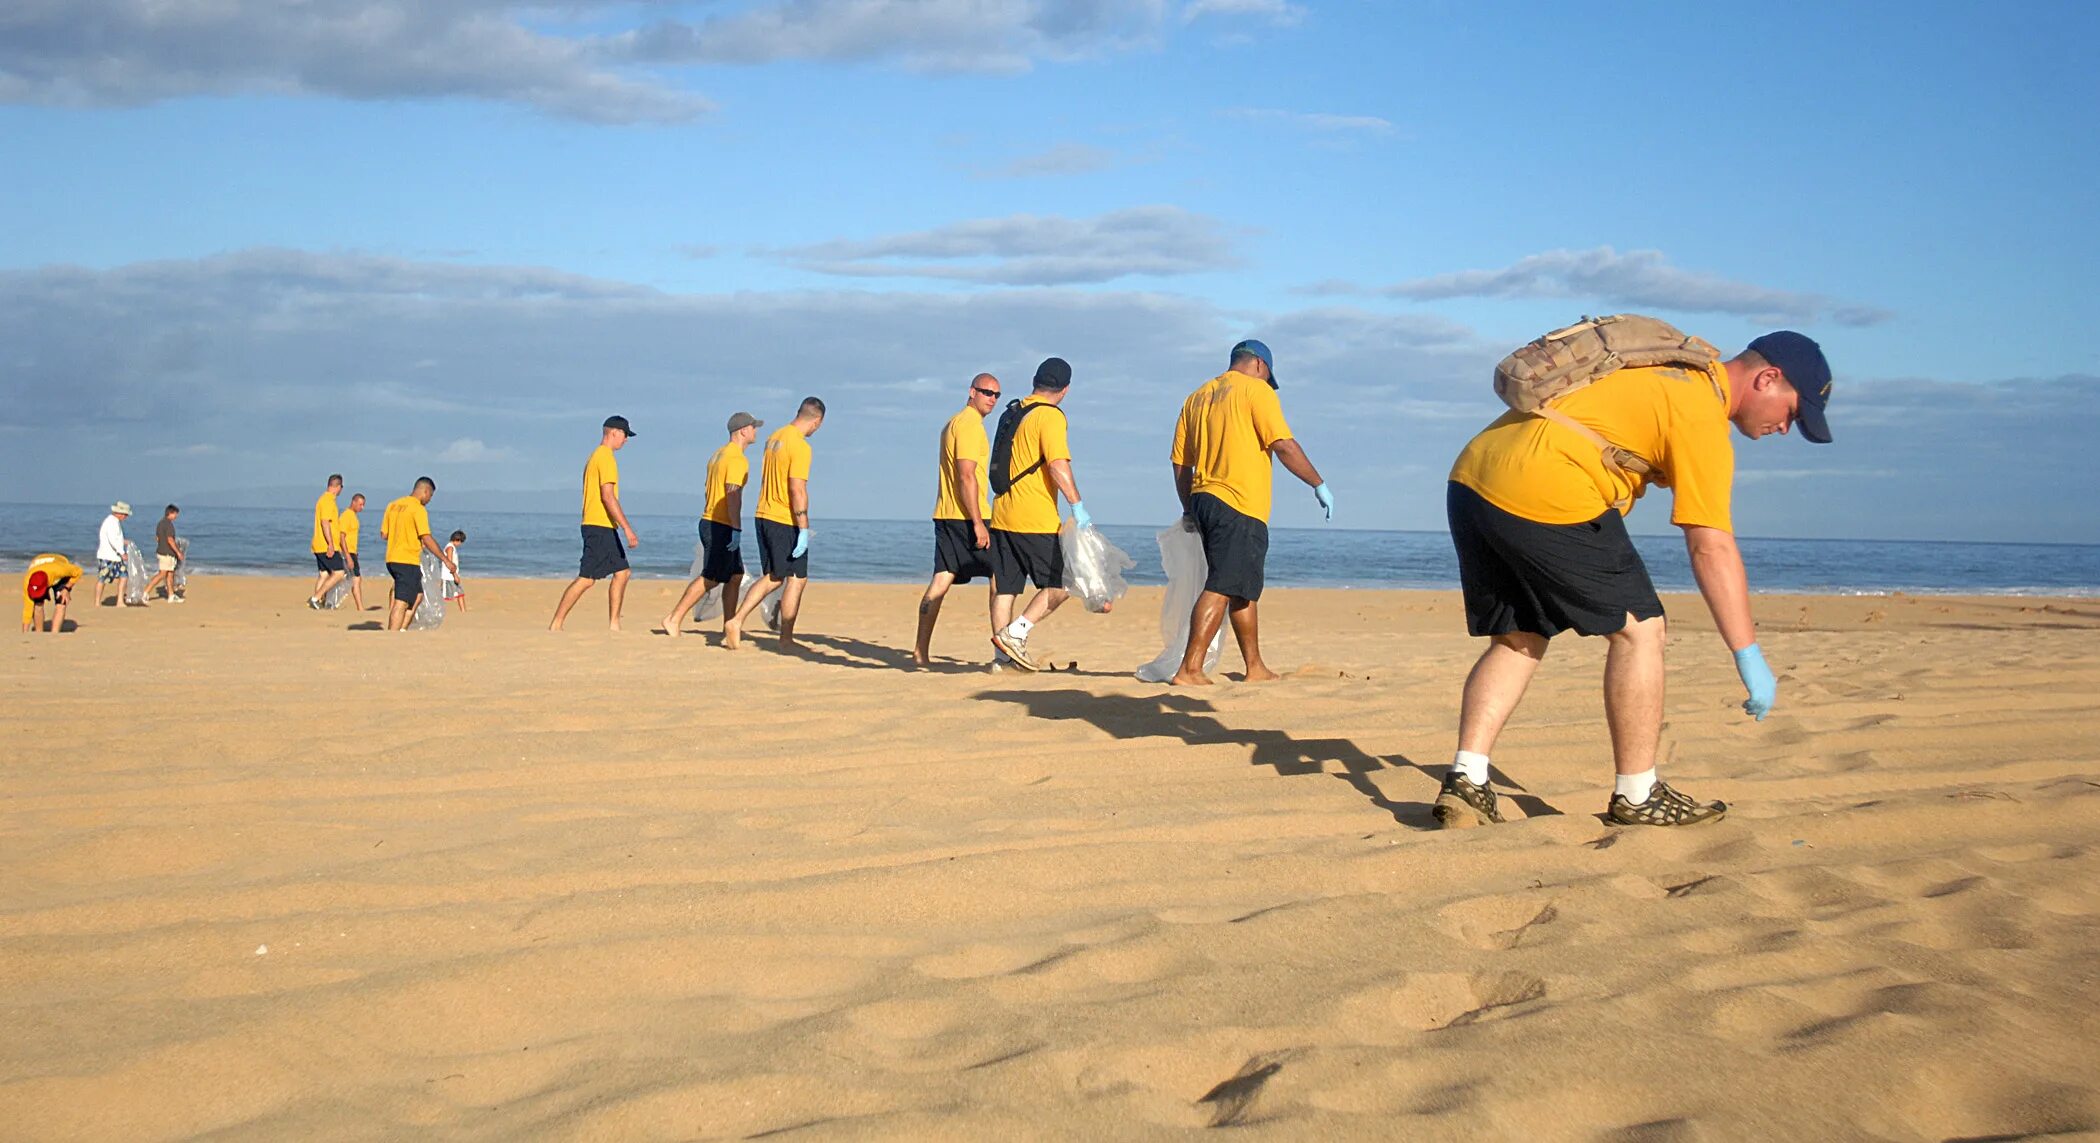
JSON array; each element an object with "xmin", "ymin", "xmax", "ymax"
[
  {"xmin": 306, "ymin": 473, "xmax": 345, "ymax": 610},
  {"xmin": 726, "ymin": 397, "xmax": 825, "ymax": 650},
  {"xmin": 379, "ymin": 477, "xmax": 459, "ymax": 632},
  {"xmin": 339, "ymin": 492, "xmax": 368, "ymax": 611},
  {"xmin": 1168, "ymin": 339, "xmax": 1331, "ymax": 686},
  {"xmin": 550, "ymin": 416, "xmax": 640, "ymax": 632},
  {"xmin": 22, "ymin": 553, "xmax": 84, "ymax": 633},
  {"xmin": 987, "ymin": 358, "xmax": 1088, "ymax": 672},
  {"xmin": 913, "ymin": 373, "xmax": 1002, "ymax": 667},
  {"xmin": 1436, "ymin": 330, "xmax": 1834, "ymax": 830},
  {"xmin": 664, "ymin": 411, "xmax": 762, "ymax": 639}
]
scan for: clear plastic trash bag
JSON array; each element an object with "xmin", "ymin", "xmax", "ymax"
[
  {"xmin": 324, "ymin": 561, "xmax": 351, "ymax": 609},
  {"xmin": 172, "ymin": 538, "xmax": 189, "ymax": 596},
  {"xmin": 1135, "ymin": 521, "xmax": 1224, "ymax": 682},
  {"xmin": 1060, "ymin": 519, "xmax": 1133, "ymax": 613},
  {"xmin": 686, "ymin": 540, "xmax": 726, "ymax": 620},
  {"xmin": 410, "ymin": 549, "xmax": 446, "ymax": 630},
  {"xmin": 122, "ymin": 541, "xmax": 148, "ymax": 604},
  {"xmin": 759, "ymin": 594, "xmax": 780, "ymax": 630}
]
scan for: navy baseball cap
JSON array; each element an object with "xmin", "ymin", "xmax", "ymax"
[
  {"xmin": 1747, "ymin": 331, "xmax": 1832, "ymax": 444},
  {"xmin": 603, "ymin": 415, "xmax": 637, "ymax": 437},
  {"xmin": 1231, "ymin": 339, "xmax": 1278, "ymax": 387}
]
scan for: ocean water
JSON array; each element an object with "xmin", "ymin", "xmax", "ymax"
[{"xmin": 3, "ymin": 502, "xmax": 2095, "ymax": 596}]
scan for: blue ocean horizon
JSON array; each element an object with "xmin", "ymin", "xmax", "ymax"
[{"xmin": 4, "ymin": 502, "xmax": 2096, "ymax": 597}]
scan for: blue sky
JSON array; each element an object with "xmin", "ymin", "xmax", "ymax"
[{"xmin": 3, "ymin": 0, "xmax": 2097, "ymax": 541}]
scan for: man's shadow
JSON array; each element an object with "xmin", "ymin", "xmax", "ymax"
[{"xmin": 972, "ymin": 689, "xmax": 1559, "ymax": 828}]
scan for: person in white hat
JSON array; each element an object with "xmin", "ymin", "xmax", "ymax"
[{"xmin": 96, "ymin": 501, "xmax": 134, "ymax": 607}]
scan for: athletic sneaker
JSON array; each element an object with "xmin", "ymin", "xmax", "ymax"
[
  {"xmin": 1432, "ymin": 771, "xmax": 1504, "ymax": 828},
  {"xmin": 307, "ymin": 598, "xmax": 322, "ymax": 610},
  {"xmin": 990, "ymin": 631, "xmax": 1041, "ymax": 672},
  {"xmin": 1607, "ymin": 780, "xmax": 1727, "ymax": 827},
  {"xmin": 168, "ymin": 596, "xmax": 186, "ymax": 604}
]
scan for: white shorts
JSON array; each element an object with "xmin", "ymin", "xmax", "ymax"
[{"xmin": 157, "ymin": 555, "xmax": 178, "ymax": 572}]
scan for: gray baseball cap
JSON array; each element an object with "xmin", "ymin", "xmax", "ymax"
[{"xmin": 727, "ymin": 411, "xmax": 764, "ymax": 433}]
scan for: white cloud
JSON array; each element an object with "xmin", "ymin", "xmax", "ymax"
[
  {"xmin": 770, "ymin": 206, "xmax": 1240, "ymax": 285},
  {"xmin": 976, "ymin": 142, "xmax": 1122, "ymax": 179},
  {"xmin": 436, "ymin": 438, "xmax": 515, "ymax": 464},
  {"xmin": 1310, "ymin": 247, "xmax": 1895, "ymax": 327},
  {"xmin": 1227, "ymin": 107, "xmax": 1394, "ymax": 135},
  {"xmin": 1182, "ymin": 0, "xmax": 1305, "ymax": 26}
]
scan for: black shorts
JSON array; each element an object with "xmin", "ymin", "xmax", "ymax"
[
  {"xmin": 1447, "ymin": 481, "xmax": 1664, "ymax": 639},
  {"xmin": 315, "ymin": 552, "xmax": 346, "ymax": 573},
  {"xmin": 386, "ymin": 561, "xmax": 423, "ymax": 604},
  {"xmin": 756, "ymin": 519, "xmax": 808, "ymax": 580},
  {"xmin": 579, "ymin": 525, "xmax": 629, "ymax": 580},
  {"xmin": 700, "ymin": 520, "xmax": 745, "ymax": 582},
  {"xmin": 345, "ymin": 552, "xmax": 361, "ymax": 576},
  {"xmin": 932, "ymin": 519, "xmax": 995, "ymax": 584},
  {"xmin": 991, "ymin": 528, "xmax": 1063, "ymax": 594},
  {"xmin": 1190, "ymin": 492, "xmax": 1270, "ymax": 601}
]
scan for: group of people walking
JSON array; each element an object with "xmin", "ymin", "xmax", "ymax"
[{"xmin": 305, "ymin": 475, "xmax": 465, "ymax": 631}]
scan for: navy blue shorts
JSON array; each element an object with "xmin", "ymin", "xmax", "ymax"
[
  {"xmin": 1447, "ymin": 481, "xmax": 1663, "ymax": 638},
  {"xmin": 580, "ymin": 525, "xmax": 629, "ymax": 580}
]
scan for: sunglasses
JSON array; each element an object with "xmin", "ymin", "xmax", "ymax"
[{"xmin": 973, "ymin": 387, "xmax": 1001, "ymax": 398}]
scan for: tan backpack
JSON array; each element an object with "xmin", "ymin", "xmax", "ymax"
[{"xmin": 1493, "ymin": 314, "xmax": 1721, "ymax": 501}]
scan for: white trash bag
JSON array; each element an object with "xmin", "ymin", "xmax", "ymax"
[
  {"xmin": 172, "ymin": 538, "xmax": 190, "ymax": 597},
  {"xmin": 759, "ymin": 594, "xmax": 780, "ymax": 630},
  {"xmin": 1060, "ymin": 519, "xmax": 1133, "ymax": 613},
  {"xmin": 686, "ymin": 540, "xmax": 725, "ymax": 621},
  {"xmin": 1135, "ymin": 521, "xmax": 1223, "ymax": 682},
  {"xmin": 410, "ymin": 549, "xmax": 446, "ymax": 630},
  {"xmin": 122, "ymin": 541, "xmax": 149, "ymax": 604},
  {"xmin": 324, "ymin": 563, "xmax": 352, "ymax": 609}
]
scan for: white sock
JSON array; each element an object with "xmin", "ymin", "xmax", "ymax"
[
  {"xmin": 1452, "ymin": 750, "xmax": 1490, "ymax": 786},
  {"xmin": 1004, "ymin": 616, "xmax": 1034, "ymax": 640},
  {"xmin": 1615, "ymin": 768, "xmax": 1658, "ymax": 804}
]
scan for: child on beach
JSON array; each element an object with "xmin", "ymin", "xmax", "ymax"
[{"xmin": 441, "ymin": 531, "xmax": 468, "ymax": 612}]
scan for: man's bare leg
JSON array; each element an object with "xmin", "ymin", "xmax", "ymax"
[
  {"xmin": 548, "ymin": 576, "xmax": 595, "ymax": 631},
  {"xmin": 1021, "ymin": 586, "xmax": 1066, "ymax": 624},
  {"xmin": 662, "ymin": 574, "xmax": 714, "ymax": 637},
  {"xmin": 348, "ymin": 569, "xmax": 365, "ymax": 610},
  {"xmin": 777, "ymin": 576, "xmax": 809, "ymax": 648},
  {"xmin": 388, "ymin": 597, "xmax": 411, "ymax": 631},
  {"xmin": 720, "ymin": 574, "xmax": 742, "ymax": 634},
  {"xmin": 914, "ymin": 572, "xmax": 956, "ymax": 665},
  {"xmin": 606, "ymin": 569, "xmax": 630, "ymax": 632},
  {"xmin": 1226, "ymin": 598, "xmax": 1280, "ymax": 682},
  {"xmin": 1456, "ymin": 632, "xmax": 1550, "ymax": 755},
  {"xmin": 1603, "ymin": 614, "xmax": 1666, "ymax": 776},
  {"xmin": 1172, "ymin": 591, "xmax": 1231, "ymax": 686},
  {"xmin": 724, "ymin": 575, "xmax": 780, "ymax": 649}
]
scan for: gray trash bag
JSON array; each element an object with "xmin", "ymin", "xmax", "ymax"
[
  {"xmin": 409, "ymin": 549, "xmax": 446, "ymax": 630},
  {"xmin": 759, "ymin": 594, "xmax": 780, "ymax": 630},
  {"xmin": 172, "ymin": 538, "xmax": 190, "ymax": 597},
  {"xmin": 1135, "ymin": 521, "xmax": 1224, "ymax": 682},
  {"xmin": 122, "ymin": 541, "xmax": 149, "ymax": 604},
  {"xmin": 324, "ymin": 564, "xmax": 352, "ymax": 609},
  {"xmin": 686, "ymin": 539, "xmax": 725, "ymax": 621},
  {"xmin": 1060, "ymin": 519, "xmax": 1133, "ymax": 613}
]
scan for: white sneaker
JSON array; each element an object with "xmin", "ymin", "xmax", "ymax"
[{"xmin": 168, "ymin": 596, "xmax": 186, "ymax": 604}]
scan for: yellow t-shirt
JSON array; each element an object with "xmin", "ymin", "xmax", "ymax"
[
  {"xmin": 703, "ymin": 442, "xmax": 749, "ymax": 527},
  {"xmin": 383, "ymin": 496, "xmax": 431, "ymax": 565},
  {"xmin": 338, "ymin": 508, "xmax": 360, "ymax": 555},
  {"xmin": 23, "ymin": 553, "xmax": 84, "ymax": 625},
  {"xmin": 989, "ymin": 397, "xmax": 1070, "ymax": 535},
  {"xmin": 933, "ymin": 406, "xmax": 992, "ymax": 521},
  {"xmin": 581, "ymin": 445, "xmax": 619, "ymax": 528},
  {"xmin": 311, "ymin": 492, "xmax": 340, "ymax": 553},
  {"xmin": 1170, "ymin": 370, "xmax": 1295, "ymax": 523},
  {"xmin": 755, "ymin": 426, "xmax": 813, "ymax": 526},
  {"xmin": 1449, "ymin": 362, "xmax": 1736, "ymax": 529}
]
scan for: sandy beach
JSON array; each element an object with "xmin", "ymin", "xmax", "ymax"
[{"xmin": 4, "ymin": 575, "xmax": 2098, "ymax": 1139}]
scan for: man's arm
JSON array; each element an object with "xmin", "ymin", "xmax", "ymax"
[
  {"xmin": 957, "ymin": 458, "xmax": 988, "ymax": 547},
  {"xmin": 788, "ymin": 477, "xmax": 809, "ymax": 525},
  {"xmin": 1681, "ymin": 524, "xmax": 1755, "ymax": 649},
  {"xmin": 1046, "ymin": 458, "xmax": 1081, "ymax": 507},
  {"xmin": 1271, "ymin": 438, "xmax": 1323, "ymax": 488},
  {"xmin": 1173, "ymin": 464, "xmax": 1194, "ymax": 517},
  {"xmin": 602, "ymin": 482, "xmax": 638, "ymax": 547},
  {"xmin": 420, "ymin": 531, "xmax": 460, "ymax": 578},
  {"xmin": 321, "ymin": 517, "xmax": 338, "ymax": 555},
  {"xmin": 724, "ymin": 484, "xmax": 744, "ymax": 528}
]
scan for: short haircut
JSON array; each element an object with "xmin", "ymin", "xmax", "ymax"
[
  {"xmin": 164, "ymin": 504, "xmax": 179, "ymax": 514},
  {"xmin": 414, "ymin": 476, "xmax": 437, "ymax": 492},
  {"xmin": 349, "ymin": 492, "xmax": 365, "ymax": 503},
  {"xmin": 449, "ymin": 530, "xmax": 466, "ymax": 543},
  {"xmin": 1230, "ymin": 350, "xmax": 1263, "ymax": 371},
  {"xmin": 327, "ymin": 473, "xmax": 344, "ymax": 486},
  {"xmin": 799, "ymin": 396, "xmax": 827, "ymax": 418}
]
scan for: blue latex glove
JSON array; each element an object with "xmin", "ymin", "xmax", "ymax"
[
  {"xmin": 1070, "ymin": 501, "xmax": 1092, "ymax": 529},
  {"xmin": 1313, "ymin": 482, "xmax": 1334, "ymax": 520},
  {"xmin": 1734, "ymin": 643, "xmax": 1777, "ymax": 720},
  {"xmin": 790, "ymin": 528, "xmax": 810, "ymax": 559}
]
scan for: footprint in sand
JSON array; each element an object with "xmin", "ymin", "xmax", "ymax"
[{"xmin": 1436, "ymin": 894, "xmax": 1560, "ymax": 950}]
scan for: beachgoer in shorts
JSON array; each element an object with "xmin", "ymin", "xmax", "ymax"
[
  {"xmin": 146, "ymin": 504, "xmax": 186, "ymax": 603},
  {"xmin": 549, "ymin": 416, "xmax": 639, "ymax": 632},
  {"xmin": 1167, "ymin": 339, "xmax": 1333, "ymax": 685},
  {"xmin": 988, "ymin": 358, "xmax": 1089, "ymax": 672},
  {"xmin": 307, "ymin": 474, "xmax": 346, "ymax": 609},
  {"xmin": 1437, "ymin": 331, "xmax": 1835, "ymax": 829},
  {"xmin": 96, "ymin": 501, "xmax": 131, "ymax": 606},
  {"xmin": 914, "ymin": 373, "xmax": 1002, "ymax": 667},
  {"xmin": 725, "ymin": 398, "xmax": 825, "ymax": 651},
  {"xmin": 340, "ymin": 493, "xmax": 368, "ymax": 611},
  {"xmin": 665, "ymin": 411, "xmax": 763, "ymax": 639},
  {"xmin": 440, "ymin": 531, "xmax": 467, "ymax": 612},
  {"xmin": 22, "ymin": 553, "xmax": 83, "ymax": 633},
  {"xmin": 380, "ymin": 477, "xmax": 458, "ymax": 632}
]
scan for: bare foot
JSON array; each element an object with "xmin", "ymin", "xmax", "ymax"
[
  {"xmin": 548, "ymin": 623, "xmax": 564, "ymax": 632},
  {"xmin": 722, "ymin": 620, "xmax": 743, "ymax": 649},
  {"xmin": 662, "ymin": 619, "xmax": 682, "ymax": 639},
  {"xmin": 609, "ymin": 623, "xmax": 622, "ymax": 633},
  {"xmin": 911, "ymin": 652, "xmax": 930, "ymax": 667},
  {"xmin": 1168, "ymin": 670, "xmax": 1213, "ymax": 686},
  {"xmin": 779, "ymin": 637, "xmax": 801, "ymax": 651},
  {"xmin": 1243, "ymin": 664, "xmax": 1282, "ymax": 682}
]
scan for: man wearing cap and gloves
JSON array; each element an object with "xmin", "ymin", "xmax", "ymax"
[
  {"xmin": 726, "ymin": 397, "xmax": 826, "ymax": 651},
  {"xmin": 664, "ymin": 411, "xmax": 763, "ymax": 639},
  {"xmin": 96, "ymin": 501, "xmax": 133, "ymax": 606},
  {"xmin": 550, "ymin": 416, "xmax": 641, "ymax": 632},
  {"xmin": 22, "ymin": 552, "xmax": 85, "ymax": 632},
  {"xmin": 1436, "ymin": 329, "xmax": 1837, "ymax": 829},
  {"xmin": 914, "ymin": 372, "xmax": 1004, "ymax": 667},
  {"xmin": 1168, "ymin": 339, "xmax": 1333, "ymax": 686},
  {"xmin": 988, "ymin": 358, "xmax": 1088, "ymax": 672}
]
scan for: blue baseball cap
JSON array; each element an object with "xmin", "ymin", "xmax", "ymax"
[
  {"xmin": 1747, "ymin": 331, "xmax": 1832, "ymax": 444},
  {"xmin": 1231, "ymin": 339, "xmax": 1277, "ymax": 387}
]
